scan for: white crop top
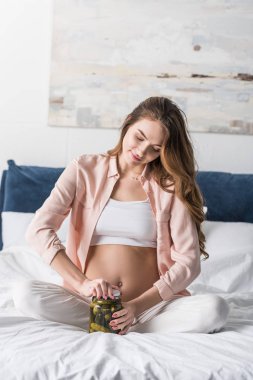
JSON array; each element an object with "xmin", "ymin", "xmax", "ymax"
[{"xmin": 90, "ymin": 197, "xmax": 157, "ymax": 248}]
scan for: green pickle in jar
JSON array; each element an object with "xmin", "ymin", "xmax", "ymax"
[{"xmin": 89, "ymin": 289, "xmax": 123, "ymax": 334}]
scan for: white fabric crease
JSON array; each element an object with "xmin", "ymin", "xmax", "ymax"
[{"xmin": 0, "ymin": 246, "xmax": 253, "ymax": 380}]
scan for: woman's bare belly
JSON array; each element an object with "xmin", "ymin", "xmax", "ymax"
[{"xmin": 84, "ymin": 244, "xmax": 160, "ymax": 302}]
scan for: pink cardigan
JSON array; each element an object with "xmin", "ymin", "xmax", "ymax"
[{"xmin": 25, "ymin": 153, "xmax": 201, "ymax": 301}]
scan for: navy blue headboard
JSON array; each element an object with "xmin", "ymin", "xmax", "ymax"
[
  {"xmin": 0, "ymin": 160, "xmax": 64, "ymax": 250},
  {"xmin": 196, "ymin": 171, "xmax": 253, "ymax": 223},
  {"xmin": 0, "ymin": 160, "xmax": 253, "ymax": 250}
]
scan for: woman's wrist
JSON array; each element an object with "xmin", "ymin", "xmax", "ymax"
[
  {"xmin": 127, "ymin": 300, "xmax": 141, "ymax": 318},
  {"xmin": 51, "ymin": 249, "xmax": 90, "ymax": 293},
  {"xmin": 75, "ymin": 276, "xmax": 90, "ymax": 294},
  {"xmin": 129, "ymin": 286, "xmax": 163, "ymax": 316}
]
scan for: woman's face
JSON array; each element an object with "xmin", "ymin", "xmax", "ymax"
[{"xmin": 121, "ymin": 118, "xmax": 166, "ymax": 167}]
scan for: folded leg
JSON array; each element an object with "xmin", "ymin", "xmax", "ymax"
[
  {"xmin": 129, "ymin": 293, "xmax": 230, "ymax": 334},
  {"xmin": 12, "ymin": 280, "xmax": 92, "ymax": 330}
]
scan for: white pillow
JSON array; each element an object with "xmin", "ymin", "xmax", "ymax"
[
  {"xmin": 189, "ymin": 221, "xmax": 253, "ymax": 293},
  {"xmin": 2, "ymin": 211, "xmax": 70, "ymax": 249}
]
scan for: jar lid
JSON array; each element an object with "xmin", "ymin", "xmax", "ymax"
[{"xmin": 113, "ymin": 289, "xmax": 121, "ymax": 297}]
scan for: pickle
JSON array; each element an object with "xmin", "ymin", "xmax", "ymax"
[
  {"xmin": 102, "ymin": 307, "xmax": 111, "ymax": 313},
  {"xmin": 90, "ymin": 322, "xmax": 111, "ymax": 333},
  {"xmin": 104, "ymin": 313, "xmax": 111, "ymax": 322},
  {"xmin": 95, "ymin": 312, "xmax": 103, "ymax": 325},
  {"xmin": 111, "ymin": 306, "xmax": 116, "ymax": 313},
  {"xmin": 111, "ymin": 304, "xmax": 123, "ymax": 315},
  {"xmin": 96, "ymin": 299, "xmax": 113, "ymax": 306},
  {"xmin": 93, "ymin": 305, "xmax": 101, "ymax": 315},
  {"xmin": 115, "ymin": 304, "xmax": 123, "ymax": 312}
]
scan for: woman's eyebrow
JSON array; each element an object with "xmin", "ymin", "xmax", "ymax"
[{"xmin": 137, "ymin": 129, "xmax": 162, "ymax": 147}]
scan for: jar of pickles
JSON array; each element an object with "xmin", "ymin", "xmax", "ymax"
[{"xmin": 89, "ymin": 289, "xmax": 123, "ymax": 333}]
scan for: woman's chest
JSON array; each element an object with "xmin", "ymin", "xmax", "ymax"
[{"xmin": 110, "ymin": 178, "xmax": 148, "ymax": 201}]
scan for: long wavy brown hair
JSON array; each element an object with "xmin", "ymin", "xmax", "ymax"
[{"xmin": 107, "ymin": 96, "xmax": 209, "ymax": 261}]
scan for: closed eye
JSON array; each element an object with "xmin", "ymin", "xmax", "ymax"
[{"xmin": 136, "ymin": 135, "xmax": 160, "ymax": 153}]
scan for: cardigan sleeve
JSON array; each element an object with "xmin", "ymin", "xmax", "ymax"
[
  {"xmin": 25, "ymin": 158, "xmax": 79, "ymax": 266},
  {"xmin": 153, "ymin": 194, "xmax": 201, "ymax": 301}
]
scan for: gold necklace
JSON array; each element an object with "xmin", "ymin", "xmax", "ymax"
[
  {"xmin": 120, "ymin": 171, "xmax": 142, "ymax": 181},
  {"xmin": 131, "ymin": 175, "xmax": 140, "ymax": 181}
]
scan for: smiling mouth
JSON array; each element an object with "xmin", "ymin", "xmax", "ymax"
[{"xmin": 131, "ymin": 151, "xmax": 142, "ymax": 161}]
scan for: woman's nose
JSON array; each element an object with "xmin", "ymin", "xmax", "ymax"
[
  {"xmin": 136, "ymin": 151, "xmax": 143, "ymax": 158},
  {"xmin": 137, "ymin": 144, "xmax": 148, "ymax": 157},
  {"xmin": 136, "ymin": 151, "xmax": 145, "ymax": 159}
]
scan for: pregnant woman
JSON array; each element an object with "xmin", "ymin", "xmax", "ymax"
[{"xmin": 12, "ymin": 96, "xmax": 229, "ymax": 335}]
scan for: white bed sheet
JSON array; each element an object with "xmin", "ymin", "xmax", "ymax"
[{"xmin": 0, "ymin": 246, "xmax": 253, "ymax": 380}]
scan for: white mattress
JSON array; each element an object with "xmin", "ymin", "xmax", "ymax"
[{"xmin": 1, "ymin": 246, "xmax": 253, "ymax": 380}]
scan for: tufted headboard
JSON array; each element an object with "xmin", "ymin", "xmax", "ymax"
[{"xmin": 196, "ymin": 171, "xmax": 253, "ymax": 223}]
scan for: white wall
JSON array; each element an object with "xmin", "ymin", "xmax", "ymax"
[{"xmin": 0, "ymin": 0, "xmax": 252, "ymax": 177}]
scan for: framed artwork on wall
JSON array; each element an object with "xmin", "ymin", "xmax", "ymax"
[{"xmin": 49, "ymin": 0, "xmax": 253, "ymax": 134}]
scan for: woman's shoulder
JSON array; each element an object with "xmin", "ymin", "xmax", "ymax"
[
  {"xmin": 151, "ymin": 175, "xmax": 175, "ymax": 193},
  {"xmin": 74, "ymin": 152, "xmax": 110, "ymax": 167}
]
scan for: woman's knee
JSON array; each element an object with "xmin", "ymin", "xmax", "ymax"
[
  {"xmin": 209, "ymin": 295, "xmax": 229, "ymax": 319},
  {"xmin": 203, "ymin": 294, "xmax": 230, "ymax": 331},
  {"xmin": 12, "ymin": 280, "xmax": 38, "ymax": 312}
]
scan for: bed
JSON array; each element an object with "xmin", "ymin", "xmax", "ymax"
[{"xmin": 1, "ymin": 159, "xmax": 253, "ymax": 380}]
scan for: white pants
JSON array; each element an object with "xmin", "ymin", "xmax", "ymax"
[{"xmin": 12, "ymin": 280, "xmax": 230, "ymax": 334}]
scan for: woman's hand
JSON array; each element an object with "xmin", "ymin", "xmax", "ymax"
[
  {"xmin": 78, "ymin": 278, "xmax": 120, "ymax": 299},
  {"xmin": 109, "ymin": 301, "xmax": 137, "ymax": 335}
]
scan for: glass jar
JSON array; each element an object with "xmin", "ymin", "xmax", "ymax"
[{"xmin": 89, "ymin": 289, "xmax": 123, "ymax": 333}]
